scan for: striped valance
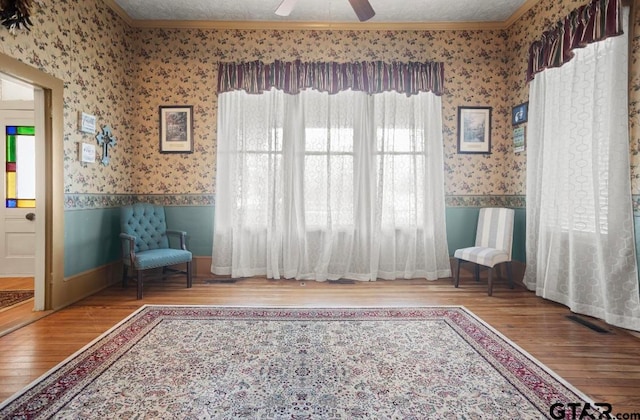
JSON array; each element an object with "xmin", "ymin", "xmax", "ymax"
[
  {"xmin": 527, "ymin": 0, "xmax": 623, "ymax": 82},
  {"xmin": 217, "ymin": 60, "xmax": 445, "ymax": 97}
]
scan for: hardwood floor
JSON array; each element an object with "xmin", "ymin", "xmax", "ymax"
[
  {"xmin": 0, "ymin": 278, "xmax": 33, "ymax": 291},
  {"xmin": 1, "ymin": 273, "xmax": 639, "ymax": 416},
  {"xmin": 0, "ymin": 278, "xmax": 48, "ymax": 337}
]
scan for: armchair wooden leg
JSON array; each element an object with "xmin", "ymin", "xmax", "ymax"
[
  {"xmin": 454, "ymin": 259, "xmax": 461, "ymax": 288},
  {"xmin": 506, "ymin": 262, "xmax": 514, "ymax": 289},
  {"xmin": 488, "ymin": 267, "xmax": 494, "ymax": 296},
  {"xmin": 137, "ymin": 270, "xmax": 144, "ymax": 300},
  {"xmin": 186, "ymin": 261, "xmax": 193, "ymax": 288},
  {"xmin": 474, "ymin": 264, "xmax": 480, "ymax": 282}
]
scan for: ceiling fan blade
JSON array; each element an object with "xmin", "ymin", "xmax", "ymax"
[
  {"xmin": 347, "ymin": 0, "xmax": 375, "ymax": 22},
  {"xmin": 275, "ymin": 0, "xmax": 298, "ymax": 16}
]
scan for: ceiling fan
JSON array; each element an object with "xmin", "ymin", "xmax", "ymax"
[{"xmin": 275, "ymin": 0, "xmax": 375, "ymax": 22}]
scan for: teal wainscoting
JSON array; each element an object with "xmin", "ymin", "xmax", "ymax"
[
  {"xmin": 64, "ymin": 205, "xmax": 215, "ymax": 278},
  {"xmin": 63, "ymin": 194, "xmax": 527, "ymax": 278},
  {"xmin": 61, "ymin": 194, "xmax": 640, "ymax": 278},
  {"xmin": 161, "ymin": 206, "xmax": 526, "ymax": 263},
  {"xmin": 64, "ymin": 207, "xmax": 122, "ymax": 278},
  {"xmin": 164, "ymin": 206, "xmax": 215, "ymax": 257},
  {"xmin": 166, "ymin": 206, "xmax": 526, "ymax": 263}
]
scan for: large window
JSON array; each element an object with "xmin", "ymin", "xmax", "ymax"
[
  {"xmin": 213, "ymin": 88, "xmax": 451, "ymax": 281},
  {"xmin": 525, "ymin": 6, "xmax": 640, "ymax": 331},
  {"xmin": 302, "ymin": 91, "xmax": 355, "ymax": 228}
]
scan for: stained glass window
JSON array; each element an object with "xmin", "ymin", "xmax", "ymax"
[{"xmin": 5, "ymin": 126, "xmax": 35, "ymax": 208}]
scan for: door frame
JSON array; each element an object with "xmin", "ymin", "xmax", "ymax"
[{"xmin": 0, "ymin": 53, "xmax": 64, "ymax": 311}]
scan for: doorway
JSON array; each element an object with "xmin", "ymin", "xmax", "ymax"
[
  {"xmin": 0, "ymin": 77, "xmax": 40, "ymax": 314},
  {"xmin": 0, "ymin": 51, "xmax": 65, "ymax": 320}
]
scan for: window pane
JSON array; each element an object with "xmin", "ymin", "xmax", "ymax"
[
  {"xmin": 240, "ymin": 153, "xmax": 281, "ymax": 226},
  {"xmin": 6, "ymin": 171, "xmax": 16, "ymax": 199},
  {"xmin": 329, "ymin": 155, "xmax": 353, "ymax": 226},
  {"xmin": 375, "ymin": 92, "xmax": 426, "ymax": 154},
  {"xmin": 378, "ymin": 155, "xmax": 425, "ymax": 226},
  {"xmin": 6, "ymin": 134, "xmax": 16, "ymax": 162},
  {"xmin": 17, "ymin": 199, "xmax": 35, "ymax": 208},
  {"xmin": 304, "ymin": 155, "xmax": 328, "ymax": 226},
  {"xmin": 240, "ymin": 91, "xmax": 283, "ymax": 152},
  {"xmin": 305, "ymin": 127, "xmax": 354, "ymax": 153},
  {"xmin": 302, "ymin": 90, "xmax": 356, "ymax": 228},
  {"xmin": 16, "ymin": 134, "xmax": 36, "ymax": 200},
  {"xmin": 5, "ymin": 127, "xmax": 35, "ymax": 208},
  {"xmin": 303, "ymin": 90, "xmax": 355, "ymax": 153},
  {"xmin": 17, "ymin": 126, "xmax": 35, "ymax": 135},
  {"xmin": 304, "ymin": 155, "xmax": 354, "ymax": 226}
]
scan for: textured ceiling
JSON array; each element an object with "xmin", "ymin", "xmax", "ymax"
[{"xmin": 112, "ymin": 0, "xmax": 530, "ymax": 23}]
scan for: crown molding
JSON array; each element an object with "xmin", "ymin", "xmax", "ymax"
[
  {"xmin": 503, "ymin": 0, "xmax": 540, "ymax": 28},
  {"xmin": 130, "ymin": 19, "xmax": 511, "ymax": 31},
  {"xmin": 103, "ymin": 0, "xmax": 541, "ymax": 31},
  {"xmin": 103, "ymin": 0, "xmax": 135, "ymax": 27}
]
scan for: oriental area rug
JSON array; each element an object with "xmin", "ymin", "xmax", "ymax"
[
  {"xmin": 0, "ymin": 290, "xmax": 33, "ymax": 311},
  {"xmin": 0, "ymin": 306, "xmax": 598, "ymax": 419}
]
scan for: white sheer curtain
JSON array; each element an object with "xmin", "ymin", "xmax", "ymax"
[
  {"xmin": 525, "ymin": 8, "xmax": 640, "ymax": 331},
  {"xmin": 212, "ymin": 88, "xmax": 451, "ymax": 281}
]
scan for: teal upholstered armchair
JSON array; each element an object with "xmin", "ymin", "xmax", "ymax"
[{"xmin": 120, "ymin": 203, "xmax": 193, "ymax": 299}]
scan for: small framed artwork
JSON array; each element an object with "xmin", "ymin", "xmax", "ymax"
[
  {"xmin": 513, "ymin": 126, "xmax": 526, "ymax": 153},
  {"xmin": 457, "ymin": 106, "xmax": 492, "ymax": 154},
  {"xmin": 78, "ymin": 112, "xmax": 96, "ymax": 134},
  {"xmin": 79, "ymin": 142, "xmax": 96, "ymax": 163},
  {"xmin": 512, "ymin": 102, "xmax": 528, "ymax": 125},
  {"xmin": 159, "ymin": 105, "xmax": 194, "ymax": 153}
]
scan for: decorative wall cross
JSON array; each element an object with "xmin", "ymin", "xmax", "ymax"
[{"xmin": 95, "ymin": 125, "xmax": 116, "ymax": 165}]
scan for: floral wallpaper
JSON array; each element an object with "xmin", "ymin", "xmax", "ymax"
[
  {"xmin": 506, "ymin": 0, "xmax": 640, "ymax": 196},
  {"xmin": 1, "ymin": 0, "xmax": 639, "ymax": 202},
  {"xmin": 127, "ymin": 0, "xmax": 640, "ymax": 198},
  {"xmin": 0, "ymin": 0, "xmax": 136, "ymax": 195},
  {"xmin": 130, "ymin": 28, "xmax": 516, "ymax": 196}
]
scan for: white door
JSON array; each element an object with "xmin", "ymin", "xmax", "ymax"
[{"xmin": 0, "ymin": 110, "xmax": 36, "ymax": 276}]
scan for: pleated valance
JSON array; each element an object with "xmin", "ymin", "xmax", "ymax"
[
  {"xmin": 217, "ymin": 60, "xmax": 445, "ymax": 97},
  {"xmin": 527, "ymin": 0, "xmax": 623, "ymax": 82}
]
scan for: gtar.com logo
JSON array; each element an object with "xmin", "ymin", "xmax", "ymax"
[{"xmin": 549, "ymin": 403, "xmax": 612, "ymax": 419}]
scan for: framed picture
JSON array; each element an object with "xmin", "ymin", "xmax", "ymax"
[
  {"xmin": 79, "ymin": 142, "xmax": 96, "ymax": 163},
  {"xmin": 159, "ymin": 105, "xmax": 194, "ymax": 153},
  {"xmin": 513, "ymin": 126, "xmax": 526, "ymax": 153},
  {"xmin": 512, "ymin": 102, "xmax": 528, "ymax": 125},
  {"xmin": 78, "ymin": 112, "xmax": 96, "ymax": 134},
  {"xmin": 457, "ymin": 106, "xmax": 492, "ymax": 154}
]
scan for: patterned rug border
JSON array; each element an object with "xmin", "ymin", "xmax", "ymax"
[
  {"xmin": 0, "ymin": 305, "xmax": 596, "ymax": 418},
  {"xmin": 0, "ymin": 290, "xmax": 34, "ymax": 312}
]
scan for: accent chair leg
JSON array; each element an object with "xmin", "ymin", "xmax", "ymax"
[
  {"xmin": 186, "ymin": 261, "xmax": 193, "ymax": 288},
  {"xmin": 454, "ymin": 259, "xmax": 461, "ymax": 288},
  {"xmin": 137, "ymin": 270, "xmax": 144, "ymax": 300},
  {"xmin": 474, "ymin": 264, "xmax": 480, "ymax": 282},
  {"xmin": 488, "ymin": 267, "xmax": 494, "ymax": 296},
  {"xmin": 506, "ymin": 261, "xmax": 514, "ymax": 289}
]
